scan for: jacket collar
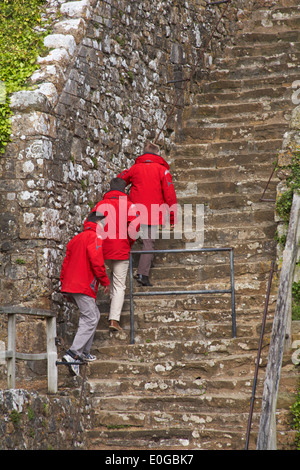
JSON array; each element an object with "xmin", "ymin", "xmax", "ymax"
[
  {"xmin": 103, "ymin": 190, "xmax": 128, "ymax": 200},
  {"xmin": 135, "ymin": 153, "xmax": 169, "ymax": 170}
]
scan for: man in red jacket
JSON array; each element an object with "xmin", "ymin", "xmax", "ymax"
[
  {"xmin": 118, "ymin": 141, "xmax": 177, "ymax": 286},
  {"xmin": 60, "ymin": 212, "xmax": 110, "ymax": 375},
  {"xmin": 92, "ymin": 178, "xmax": 139, "ymax": 331}
]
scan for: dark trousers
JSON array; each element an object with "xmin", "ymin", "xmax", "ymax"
[{"xmin": 137, "ymin": 225, "xmax": 158, "ymax": 276}]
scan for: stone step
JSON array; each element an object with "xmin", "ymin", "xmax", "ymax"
[
  {"xmin": 88, "ymin": 374, "xmax": 264, "ymax": 398},
  {"xmin": 88, "ymin": 353, "xmax": 260, "ymax": 381},
  {"xmin": 91, "ymin": 391, "xmax": 260, "ymax": 418},
  {"xmin": 87, "ymin": 425, "xmax": 254, "ymax": 450},
  {"xmin": 244, "ymin": 19, "xmax": 300, "ymax": 35},
  {"xmin": 175, "ymin": 192, "xmax": 274, "ymax": 210},
  {"xmin": 91, "ymin": 407, "xmax": 261, "ymax": 435},
  {"xmin": 183, "ymin": 99, "xmax": 290, "ymax": 124},
  {"xmin": 206, "ymin": 60, "xmax": 299, "ymax": 86},
  {"xmin": 236, "ymin": 30, "xmax": 300, "ymax": 46},
  {"xmin": 225, "ymin": 39, "xmax": 300, "ymax": 59},
  {"xmin": 172, "ymin": 167, "xmax": 278, "ymax": 186},
  {"xmin": 202, "ymin": 71, "xmax": 300, "ymax": 95},
  {"xmin": 174, "ymin": 178, "xmax": 277, "ymax": 197},
  {"xmin": 172, "ymin": 138, "xmax": 283, "ymax": 157},
  {"xmin": 195, "ymin": 84, "xmax": 293, "ymax": 106},
  {"xmin": 178, "ymin": 122, "xmax": 289, "ymax": 145},
  {"xmin": 170, "ymin": 151, "xmax": 277, "ymax": 170}
]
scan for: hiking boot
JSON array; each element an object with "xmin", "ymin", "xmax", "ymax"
[{"xmin": 136, "ymin": 274, "xmax": 152, "ymax": 286}]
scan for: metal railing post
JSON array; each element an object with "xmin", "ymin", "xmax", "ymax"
[
  {"xmin": 129, "ymin": 253, "xmax": 135, "ymax": 345},
  {"xmin": 129, "ymin": 247, "xmax": 236, "ymax": 345},
  {"xmin": 230, "ymin": 248, "xmax": 237, "ymax": 338},
  {"xmin": 0, "ymin": 307, "xmax": 58, "ymax": 393},
  {"xmin": 7, "ymin": 313, "xmax": 16, "ymax": 389}
]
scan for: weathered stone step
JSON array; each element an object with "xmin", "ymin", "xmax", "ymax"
[
  {"xmin": 173, "ymin": 166, "xmax": 278, "ymax": 185},
  {"xmin": 88, "ymin": 353, "xmax": 258, "ymax": 380},
  {"xmin": 175, "ymin": 192, "xmax": 274, "ymax": 210},
  {"xmin": 88, "ymin": 374, "xmax": 263, "ymax": 398},
  {"xmin": 170, "ymin": 151, "xmax": 277, "ymax": 171},
  {"xmin": 183, "ymin": 99, "xmax": 290, "ymax": 124},
  {"xmin": 94, "ymin": 331, "xmax": 269, "ymax": 361},
  {"xmin": 206, "ymin": 62, "xmax": 299, "ymax": 87},
  {"xmin": 91, "ymin": 397, "xmax": 259, "ymax": 433},
  {"xmin": 92, "ymin": 392, "xmax": 259, "ymax": 418},
  {"xmin": 178, "ymin": 122, "xmax": 289, "ymax": 144},
  {"xmin": 174, "ymin": 179, "xmax": 277, "ymax": 197},
  {"xmin": 87, "ymin": 425, "xmax": 252, "ymax": 450},
  {"xmin": 172, "ymin": 138, "xmax": 283, "ymax": 157},
  {"xmin": 183, "ymin": 101, "xmax": 264, "ymax": 120},
  {"xmin": 202, "ymin": 71, "xmax": 300, "ymax": 94},
  {"xmin": 195, "ymin": 84, "xmax": 293, "ymax": 106},
  {"xmin": 250, "ymin": 5, "xmax": 300, "ymax": 24},
  {"xmin": 148, "ymin": 259, "xmax": 273, "ymax": 283},
  {"xmin": 236, "ymin": 30, "xmax": 300, "ymax": 46},
  {"xmin": 225, "ymin": 39, "xmax": 300, "ymax": 59}
]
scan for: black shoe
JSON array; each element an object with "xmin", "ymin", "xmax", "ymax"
[{"xmin": 136, "ymin": 274, "xmax": 152, "ymax": 286}]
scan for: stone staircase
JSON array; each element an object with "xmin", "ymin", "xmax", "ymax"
[{"xmin": 85, "ymin": 1, "xmax": 300, "ymax": 450}]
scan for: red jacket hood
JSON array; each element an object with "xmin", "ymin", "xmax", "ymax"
[
  {"xmin": 83, "ymin": 220, "xmax": 105, "ymax": 236},
  {"xmin": 102, "ymin": 190, "xmax": 129, "ymax": 200},
  {"xmin": 83, "ymin": 220, "xmax": 97, "ymax": 231},
  {"xmin": 135, "ymin": 153, "xmax": 170, "ymax": 170}
]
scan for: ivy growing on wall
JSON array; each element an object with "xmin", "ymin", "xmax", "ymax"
[{"xmin": 0, "ymin": 0, "xmax": 48, "ymax": 154}]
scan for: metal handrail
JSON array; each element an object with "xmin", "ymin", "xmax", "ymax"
[
  {"xmin": 129, "ymin": 247, "xmax": 236, "ymax": 344},
  {"xmin": 257, "ymin": 192, "xmax": 300, "ymax": 449},
  {"xmin": 245, "ymin": 260, "xmax": 275, "ymax": 450},
  {"xmin": 0, "ymin": 306, "xmax": 58, "ymax": 394}
]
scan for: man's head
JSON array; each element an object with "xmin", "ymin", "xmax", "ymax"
[
  {"xmin": 110, "ymin": 177, "xmax": 126, "ymax": 192},
  {"xmin": 143, "ymin": 141, "xmax": 160, "ymax": 155},
  {"xmin": 86, "ymin": 210, "xmax": 106, "ymax": 228}
]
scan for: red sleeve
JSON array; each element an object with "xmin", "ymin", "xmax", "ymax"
[
  {"xmin": 117, "ymin": 168, "xmax": 131, "ymax": 185},
  {"xmin": 87, "ymin": 235, "xmax": 110, "ymax": 286},
  {"xmin": 161, "ymin": 169, "xmax": 177, "ymax": 225}
]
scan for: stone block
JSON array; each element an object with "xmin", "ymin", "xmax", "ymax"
[
  {"xmin": 11, "ymin": 112, "xmax": 57, "ymax": 139},
  {"xmin": 53, "ymin": 18, "xmax": 87, "ymax": 44},
  {"xmin": 44, "ymin": 34, "xmax": 77, "ymax": 57},
  {"xmin": 10, "ymin": 90, "xmax": 50, "ymax": 113},
  {"xmin": 37, "ymin": 48, "xmax": 71, "ymax": 70},
  {"xmin": 60, "ymin": 0, "xmax": 91, "ymax": 20}
]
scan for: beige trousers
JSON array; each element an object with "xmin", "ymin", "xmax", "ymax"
[{"xmin": 105, "ymin": 259, "xmax": 129, "ymax": 322}]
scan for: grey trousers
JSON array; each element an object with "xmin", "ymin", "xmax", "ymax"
[
  {"xmin": 69, "ymin": 293, "xmax": 100, "ymax": 357},
  {"xmin": 137, "ymin": 225, "xmax": 158, "ymax": 276}
]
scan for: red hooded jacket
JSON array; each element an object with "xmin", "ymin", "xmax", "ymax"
[
  {"xmin": 60, "ymin": 220, "xmax": 110, "ymax": 299},
  {"xmin": 92, "ymin": 190, "xmax": 140, "ymax": 260},
  {"xmin": 118, "ymin": 153, "xmax": 177, "ymax": 225}
]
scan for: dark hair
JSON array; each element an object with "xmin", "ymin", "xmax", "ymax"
[
  {"xmin": 86, "ymin": 211, "xmax": 105, "ymax": 223},
  {"xmin": 110, "ymin": 177, "xmax": 126, "ymax": 192}
]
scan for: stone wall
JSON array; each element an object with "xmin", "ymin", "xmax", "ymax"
[
  {"xmin": 0, "ymin": 0, "xmax": 228, "ymax": 354},
  {"xmin": 0, "ymin": 388, "xmax": 90, "ymax": 450},
  {"xmin": 0, "ymin": 0, "xmax": 267, "ymax": 377}
]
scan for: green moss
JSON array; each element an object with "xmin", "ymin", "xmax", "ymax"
[
  {"xmin": 0, "ymin": 0, "xmax": 50, "ymax": 154},
  {"xmin": 291, "ymin": 381, "xmax": 300, "ymax": 450},
  {"xmin": 276, "ymin": 150, "xmax": 300, "ymax": 223},
  {"xmin": 292, "ymin": 280, "xmax": 300, "ymax": 321}
]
